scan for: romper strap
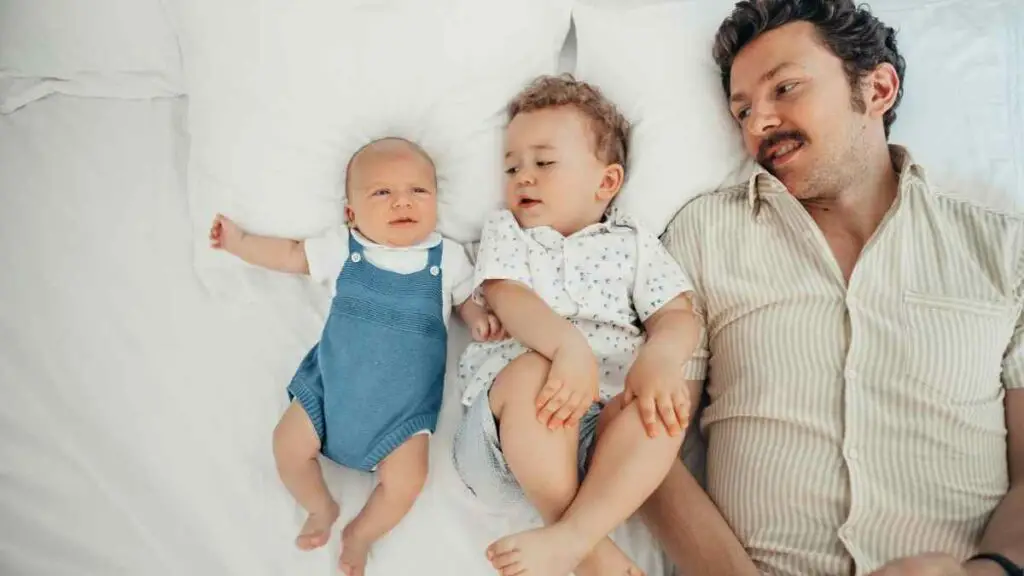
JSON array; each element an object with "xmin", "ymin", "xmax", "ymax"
[
  {"xmin": 426, "ymin": 240, "xmax": 444, "ymax": 268},
  {"xmin": 346, "ymin": 231, "xmax": 363, "ymax": 264}
]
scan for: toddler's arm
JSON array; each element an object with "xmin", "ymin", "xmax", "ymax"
[
  {"xmin": 209, "ymin": 214, "xmax": 309, "ymax": 275},
  {"xmin": 625, "ymin": 294, "xmax": 703, "ymax": 437},
  {"xmin": 484, "ymin": 280, "xmax": 599, "ymax": 428},
  {"xmin": 483, "ymin": 280, "xmax": 578, "ymax": 360}
]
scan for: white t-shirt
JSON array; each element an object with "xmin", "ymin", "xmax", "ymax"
[{"xmin": 304, "ymin": 227, "xmax": 473, "ymax": 326}]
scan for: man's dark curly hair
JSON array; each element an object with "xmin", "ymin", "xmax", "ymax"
[{"xmin": 713, "ymin": 0, "xmax": 906, "ymax": 137}]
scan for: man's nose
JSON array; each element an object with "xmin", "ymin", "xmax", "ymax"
[{"xmin": 748, "ymin": 102, "xmax": 781, "ymax": 138}]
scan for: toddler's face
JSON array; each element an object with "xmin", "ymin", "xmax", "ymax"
[
  {"xmin": 345, "ymin": 143, "xmax": 438, "ymax": 248},
  {"xmin": 503, "ymin": 106, "xmax": 621, "ymax": 236}
]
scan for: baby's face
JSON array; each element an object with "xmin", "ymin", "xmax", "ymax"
[
  {"xmin": 345, "ymin": 143, "xmax": 438, "ymax": 248},
  {"xmin": 503, "ymin": 106, "xmax": 618, "ymax": 236}
]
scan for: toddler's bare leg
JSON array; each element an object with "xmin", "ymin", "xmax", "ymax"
[
  {"xmin": 486, "ymin": 354, "xmax": 641, "ymax": 576},
  {"xmin": 338, "ymin": 433, "xmax": 429, "ymax": 576},
  {"xmin": 489, "ymin": 395, "xmax": 681, "ymax": 576},
  {"xmin": 273, "ymin": 400, "xmax": 339, "ymax": 550}
]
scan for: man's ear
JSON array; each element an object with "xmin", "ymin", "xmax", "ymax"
[
  {"xmin": 596, "ymin": 163, "xmax": 625, "ymax": 202},
  {"xmin": 865, "ymin": 62, "xmax": 900, "ymax": 119}
]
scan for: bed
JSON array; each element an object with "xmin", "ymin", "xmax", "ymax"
[
  {"xmin": 0, "ymin": 95, "xmax": 669, "ymax": 576},
  {"xmin": 2, "ymin": 1, "xmax": 1022, "ymax": 575}
]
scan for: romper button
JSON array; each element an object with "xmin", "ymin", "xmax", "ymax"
[
  {"xmin": 429, "ymin": 266, "xmax": 440, "ymax": 276},
  {"xmin": 351, "ymin": 253, "xmax": 361, "ymax": 263}
]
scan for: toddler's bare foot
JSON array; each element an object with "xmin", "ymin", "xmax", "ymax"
[
  {"xmin": 295, "ymin": 501, "xmax": 339, "ymax": 551},
  {"xmin": 485, "ymin": 524, "xmax": 581, "ymax": 576},
  {"xmin": 575, "ymin": 538, "xmax": 645, "ymax": 576},
  {"xmin": 487, "ymin": 526, "xmax": 644, "ymax": 576},
  {"xmin": 338, "ymin": 524, "xmax": 372, "ymax": 576}
]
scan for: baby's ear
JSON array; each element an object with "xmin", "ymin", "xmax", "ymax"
[
  {"xmin": 597, "ymin": 163, "xmax": 625, "ymax": 202},
  {"xmin": 344, "ymin": 204, "xmax": 355, "ymax": 225}
]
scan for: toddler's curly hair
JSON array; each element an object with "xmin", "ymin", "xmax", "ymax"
[{"xmin": 507, "ymin": 74, "xmax": 630, "ymax": 176}]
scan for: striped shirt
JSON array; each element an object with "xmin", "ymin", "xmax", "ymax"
[{"xmin": 662, "ymin": 146, "xmax": 1024, "ymax": 575}]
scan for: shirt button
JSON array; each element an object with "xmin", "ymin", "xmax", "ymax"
[
  {"xmin": 846, "ymin": 447, "xmax": 860, "ymax": 461},
  {"xmin": 845, "ymin": 368, "xmax": 858, "ymax": 381},
  {"xmin": 429, "ymin": 265, "xmax": 440, "ymax": 276},
  {"xmin": 351, "ymin": 253, "xmax": 362, "ymax": 263}
]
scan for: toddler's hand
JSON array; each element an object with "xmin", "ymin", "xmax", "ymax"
[
  {"xmin": 470, "ymin": 313, "xmax": 505, "ymax": 342},
  {"xmin": 623, "ymin": 345, "xmax": 690, "ymax": 438},
  {"xmin": 209, "ymin": 213, "xmax": 244, "ymax": 253},
  {"xmin": 535, "ymin": 336, "xmax": 599, "ymax": 430}
]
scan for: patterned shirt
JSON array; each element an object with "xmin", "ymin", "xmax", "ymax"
[
  {"xmin": 458, "ymin": 207, "xmax": 693, "ymax": 405},
  {"xmin": 662, "ymin": 146, "xmax": 1024, "ymax": 575}
]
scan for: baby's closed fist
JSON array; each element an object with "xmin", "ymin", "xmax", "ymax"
[
  {"xmin": 470, "ymin": 313, "xmax": 505, "ymax": 342},
  {"xmin": 210, "ymin": 214, "xmax": 244, "ymax": 252}
]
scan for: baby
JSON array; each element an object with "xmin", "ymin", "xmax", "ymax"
[
  {"xmin": 451, "ymin": 76, "xmax": 703, "ymax": 576},
  {"xmin": 209, "ymin": 137, "xmax": 501, "ymax": 576}
]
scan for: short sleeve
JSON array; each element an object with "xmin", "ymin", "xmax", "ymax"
[
  {"xmin": 472, "ymin": 210, "xmax": 532, "ymax": 293},
  {"xmin": 442, "ymin": 239, "xmax": 475, "ymax": 306},
  {"xmin": 632, "ymin": 230, "xmax": 694, "ymax": 322},
  {"xmin": 304, "ymin": 226, "xmax": 349, "ymax": 285},
  {"xmin": 662, "ymin": 209, "xmax": 708, "ymax": 382}
]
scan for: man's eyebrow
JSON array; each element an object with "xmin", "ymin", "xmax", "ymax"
[{"xmin": 730, "ymin": 61, "xmax": 801, "ymax": 103}]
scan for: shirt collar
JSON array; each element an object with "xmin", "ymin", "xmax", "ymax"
[
  {"xmin": 350, "ymin": 227, "xmax": 442, "ymax": 251},
  {"xmin": 524, "ymin": 205, "xmax": 637, "ymax": 249},
  {"xmin": 745, "ymin": 144, "xmax": 926, "ymax": 212}
]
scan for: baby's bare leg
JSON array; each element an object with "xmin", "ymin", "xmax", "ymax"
[
  {"xmin": 338, "ymin": 433, "xmax": 428, "ymax": 576},
  {"xmin": 273, "ymin": 400, "xmax": 339, "ymax": 550},
  {"xmin": 489, "ymin": 395, "xmax": 681, "ymax": 576},
  {"xmin": 486, "ymin": 354, "xmax": 641, "ymax": 576}
]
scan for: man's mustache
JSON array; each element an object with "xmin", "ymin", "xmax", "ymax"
[{"xmin": 758, "ymin": 130, "xmax": 808, "ymax": 168}]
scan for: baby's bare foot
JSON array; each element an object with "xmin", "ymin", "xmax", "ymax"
[
  {"xmin": 295, "ymin": 501, "xmax": 339, "ymax": 551},
  {"xmin": 575, "ymin": 538, "xmax": 645, "ymax": 576},
  {"xmin": 339, "ymin": 524, "xmax": 372, "ymax": 576},
  {"xmin": 486, "ymin": 524, "xmax": 590, "ymax": 576}
]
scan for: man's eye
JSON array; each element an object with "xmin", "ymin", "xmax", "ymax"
[
  {"xmin": 736, "ymin": 107, "xmax": 750, "ymax": 121},
  {"xmin": 778, "ymin": 82, "xmax": 798, "ymax": 95}
]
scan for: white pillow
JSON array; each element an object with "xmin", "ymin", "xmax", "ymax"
[
  {"xmin": 0, "ymin": 0, "xmax": 182, "ymax": 113},
  {"xmin": 573, "ymin": 0, "xmax": 748, "ymax": 236},
  {"xmin": 179, "ymin": 0, "xmax": 572, "ymax": 294},
  {"xmin": 877, "ymin": 0, "xmax": 1024, "ymax": 208},
  {"xmin": 573, "ymin": 0, "xmax": 1024, "ymax": 232}
]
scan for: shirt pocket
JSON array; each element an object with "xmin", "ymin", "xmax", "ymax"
[{"xmin": 902, "ymin": 290, "xmax": 1014, "ymax": 403}]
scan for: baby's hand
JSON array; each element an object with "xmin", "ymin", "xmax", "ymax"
[
  {"xmin": 535, "ymin": 336, "xmax": 599, "ymax": 430},
  {"xmin": 623, "ymin": 344, "xmax": 690, "ymax": 438},
  {"xmin": 470, "ymin": 312, "xmax": 505, "ymax": 342},
  {"xmin": 209, "ymin": 213, "xmax": 244, "ymax": 253}
]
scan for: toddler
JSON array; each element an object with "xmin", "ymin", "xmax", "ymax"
[
  {"xmin": 451, "ymin": 76, "xmax": 703, "ymax": 576},
  {"xmin": 210, "ymin": 137, "xmax": 501, "ymax": 576}
]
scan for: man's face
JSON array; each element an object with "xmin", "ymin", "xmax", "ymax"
[{"xmin": 727, "ymin": 22, "xmax": 870, "ymax": 200}]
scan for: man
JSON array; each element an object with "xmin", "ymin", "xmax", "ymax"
[{"xmin": 642, "ymin": 1, "xmax": 1024, "ymax": 575}]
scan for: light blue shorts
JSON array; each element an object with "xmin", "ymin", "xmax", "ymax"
[{"xmin": 451, "ymin": 389, "xmax": 605, "ymax": 509}]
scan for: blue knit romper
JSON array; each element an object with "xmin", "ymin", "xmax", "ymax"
[{"xmin": 287, "ymin": 234, "xmax": 447, "ymax": 472}]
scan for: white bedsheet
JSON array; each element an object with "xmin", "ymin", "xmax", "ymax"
[{"xmin": 0, "ymin": 96, "xmax": 670, "ymax": 576}]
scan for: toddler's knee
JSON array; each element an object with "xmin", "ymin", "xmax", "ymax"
[{"xmin": 489, "ymin": 352, "xmax": 550, "ymax": 413}]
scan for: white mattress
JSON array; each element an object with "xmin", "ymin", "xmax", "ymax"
[{"xmin": 0, "ymin": 96, "xmax": 669, "ymax": 575}]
